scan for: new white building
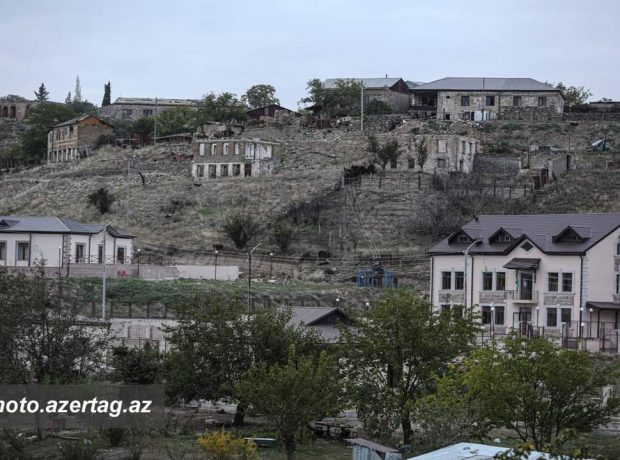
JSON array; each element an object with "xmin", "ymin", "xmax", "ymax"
[
  {"xmin": 0, "ymin": 216, "xmax": 134, "ymax": 268},
  {"xmin": 428, "ymin": 214, "xmax": 620, "ymax": 351}
]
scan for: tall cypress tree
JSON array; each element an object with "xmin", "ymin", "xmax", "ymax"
[
  {"xmin": 74, "ymin": 75, "xmax": 82, "ymax": 103},
  {"xmin": 102, "ymin": 81, "xmax": 111, "ymax": 107},
  {"xmin": 34, "ymin": 83, "xmax": 49, "ymax": 102}
]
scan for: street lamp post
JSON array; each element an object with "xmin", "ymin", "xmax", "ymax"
[
  {"xmin": 269, "ymin": 252, "xmax": 274, "ymax": 280},
  {"xmin": 102, "ymin": 225, "xmax": 108, "ymax": 320},
  {"xmin": 58, "ymin": 246, "xmax": 62, "ymax": 279},
  {"xmin": 490, "ymin": 303, "xmax": 495, "ymax": 337},
  {"xmin": 247, "ymin": 243, "xmax": 263, "ymax": 309},
  {"xmin": 214, "ymin": 250, "xmax": 219, "ymax": 281},
  {"xmin": 136, "ymin": 248, "xmax": 141, "ymax": 278},
  {"xmin": 463, "ymin": 239, "xmax": 482, "ymax": 310}
]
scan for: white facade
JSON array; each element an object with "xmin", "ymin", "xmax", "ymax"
[
  {"xmin": 0, "ymin": 217, "xmax": 133, "ymax": 269},
  {"xmin": 429, "ymin": 215, "xmax": 620, "ymax": 349}
]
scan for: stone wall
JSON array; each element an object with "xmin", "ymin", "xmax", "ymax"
[
  {"xmin": 0, "ymin": 96, "xmax": 37, "ymax": 121},
  {"xmin": 562, "ymin": 112, "xmax": 620, "ymax": 122}
]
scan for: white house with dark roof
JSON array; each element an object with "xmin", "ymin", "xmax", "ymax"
[
  {"xmin": 427, "ymin": 213, "xmax": 620, "ymax": 352},
  {"xmin": 0, "ymin": 216, "xmax": 134, "ymax": 268},
  {"xmin": 410, "ymin": 77, "xmax": 564, "ymax": 121}
]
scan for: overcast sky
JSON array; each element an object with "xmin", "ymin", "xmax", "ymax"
[{"xmin": 1, "ymin": 0, "xmax": 618, "ymax": 108}]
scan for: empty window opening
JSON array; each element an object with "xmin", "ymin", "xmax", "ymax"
[
  {"xmin": 208, "ymin": 165, "xmax": 217, "ymax": 178},
  {"xmin": 232, "ymin": 164, "xmax": 241, "ymax": 176},
  {"xmin": 220, "ymin": 164, "xmax": 229, "ymax": 177}
]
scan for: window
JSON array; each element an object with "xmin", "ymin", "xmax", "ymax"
[
  {"xmin": 197, "ymin": 165, "xmax": 205, "ymax": 177},
  {"xmin": 485, "ymin": 96, "xmax": 495, "ymax": 106},
  {"xmin": 75, "ymin": 243, "xmax": 85, "ymax": 263},
  {"xmin": 232, "ymin": 164, "xmax": 241, "ymax": 176},
  {"xmin": 496, "ymin": 272, "xmax": 506, "ymax": 291},
  {"xmin": 223, "ymin": 143, "xmax": 229, "ymax": 155},
  {"xmin": 441, "ymin": 271, "xmax": 452, "ymax": 290},
  {"xmin": 481, "ymin": 306, "xmax": 492, "ymax": 325},
  {"xmin": 538, "ymin": 96, "xmax": 547, "ymax": 107},
  {"xmin": 548, "ymin": 272, "xmax": 559, "ymax": 292},
  {"xmin": 482, "ymin": 272, "xmax": 493, "ymax": 291},
  {"xmin": 390, "ymin": 158, "xmax": 398, "ymax": 169},
  {"xmin": 456, "ymin": 234, "xmax": 471, "ymax": 243},
  {"xmin": 98, "ymin": 245, "xmax": 103, "ymax": 264},
  {"xmin": 143, "ymin": 109, "xmax": 153, "ymax": 116},
  {"xmin": 199, "ymin": 143, "xmax": 205, "ymax": 156},
  {"xmin": 521, "ymin": 241, "xmax": 533, "ymax": 251},
  {"xmin": 208, "ymin": 165, "xmax": 217, "ymax": 178},
  {"xmin": 220, "ymin": 164, "xmax": 229, "ymax": 177},
  {"xmin": 116, "ymin": 247, "xmax": 126, "ymax": 264},
  {"xmin": 441, "ymin": 304, "xmax": 451, "ymax": 313},
  {"xmin": 211, "ymin": 144, "xmax": 217, "ymax": 155},
  {"xmin": 513, "ymin": 96, "xmax": 522, "ymax": 106},
  {"xmin": 122, "ymin": 109, "xmax": 133, "ymax": 120},
  {"xmin": 0, "ymin": 241, "xmax": 5, "ymax": 260},
  {"xmin": 562, "ymin": 273, "xmax": 573, "ymax": 292},
  {"xmin": 437, "ymin": 158, "xmax": 446, "ymax": 168},
  {"xmin": 495, "ymin": 306, "xmax": 505, "ymax": 325},
  {"xmin": 235, "ymin": 143, "xmax": 240, "ymax": 155},
  {"xmin": 408, "ymin": 158, "xmax": 416, "ymax": 169},
  {"xmin": 616, "ymin": 274, "xmax": 620, "ymax": 294},
  {"xmin": 561, "ymin": 308, "xmax": 572, "ymax": 323},
  {"xmin": 437, "ymin": 140, "xmax": 447, "ymax": 153},
  {"xmin": 17, "ymin": 242, "xmax": 29, "ymax": 261},
  {"xmin": 547, "ymin": 308, "xmax": 558, "ymax": 327},
  {"xmin": 443, "ymin": 113, "xmax": 450, "ymax": 120},
  {"xmin": 616, "ymin": 241, "xmax": 620, "ymax": 255},
  {"xmin": 454, "ymin": 271, "xmax": 464, "ymax": 290},
  {"xmin": 461, "ymin": 96, "xmax": 470, "ymax": 106}
]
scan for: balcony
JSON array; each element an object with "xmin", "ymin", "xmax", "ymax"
[{"xmin": 505, "ymin": 289, "xmax": 539, "ymax": 304}]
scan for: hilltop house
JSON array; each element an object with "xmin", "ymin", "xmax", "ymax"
[
  {"xmin": 246, "ymin": 104, "xmax": 297, "ymax": 123},
  {"xmin": 47, "ymin": 115, "xmax": 114, "ymax": 163},
  {"xmin": 0, "ymin": 216, "xmax": 134, "ymax": 268},
  {"xmin": 97, "ymin": 97, "xmax": 199, "ymax": 122},
  {"xmin": 399, "ymin": 134, "xmax": 480, "ymax": 174},
  {"xmin": 411, "ymin": 77, "xmax": 563, "ymax": 121},
  {"xmin": 324, "ymin": 77, "xmax": 411, "ymax": 113},
  {"xmin": 191, "ymin": 137, "xmax": 282, "ymax": 180},
  {"xmin": 0, "ymin": 95, "xmax": 37, "ymax": 121},
  {"xmin": 428, "ymin": 213, "xmax": 620, "ymax": 352}
]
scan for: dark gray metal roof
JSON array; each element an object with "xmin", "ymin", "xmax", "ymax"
[
  {"xmin": 503, "ymin": 258, "xmax": 540, "ymax": 270},
  {"xmin": 324, "ymin": 78, "xmax": 402, "ymax": 89},
  {"xmin": 586, "ymin": 301, "xmax": 620, "ymax": 310},
  {"xmin": 285, "ymin": 307, "xmax": 348, "ymax": 343},
  {"xmin": 411, "ymin": 77, "xmax": 558, "ymax": 92},
  {"xmin": 0, "ymin": 216, "xmax": 133, "ymax": 238},
  {"xmin": 428, "ymin": 213, "xmax": 620, "ymax": 256},
  {"xmin": 406, "ymin": 80, "xmax": 426, "ymax": 90}
]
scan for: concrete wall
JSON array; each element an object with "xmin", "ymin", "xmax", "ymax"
[{"xmin": 176, "ymin": 264, "xmax": 239, "ymax": 280}]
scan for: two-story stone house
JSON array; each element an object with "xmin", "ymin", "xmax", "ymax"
[
  {"xmin": 190, "ymin": 138, "xmax": 282, "ymax": 180},
  {"xmin": 411, "ymin": 77, "xmax": 563, "ymax": 121},
  {"xmin": 428, "ymin": 214, "xmax": 620, "ymax": 351},
  {"xmin": 47, "ymin": 115, "xmax": 114, "ymax": 163}
]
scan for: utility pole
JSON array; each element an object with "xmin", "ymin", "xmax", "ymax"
[
  {"xmin": 360, "ymin": 82, "xmax": 364, "ymax": 132},
  {"xmin": 102, "ymin": 225, "xmax": 108, "ymax": 320},
  {"xmin": 125, "ymin": 155, "xmax": 131, "ymax": 233},
  {"xmin": 247, "ymin": 242, "xmax": 262, "ymax": 309},
  {"xmin": 341, "ymin": 166, "xmax": 349, "ymax": 256},
  {"xmin": 214, "ymin": 249, "xmax": 219, "ymax": 281},
  {"xmin": 153, "ymin": 97, "xmax": 158, "ymax": 146}
]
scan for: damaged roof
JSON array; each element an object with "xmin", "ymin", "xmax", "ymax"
[
  {"xmin": 427, "ymin": 213, "xmax": 620, "ymax": 256},
  {"xmin": 412, "ymin": 77, "xmax": 558, "ymax": 92}
]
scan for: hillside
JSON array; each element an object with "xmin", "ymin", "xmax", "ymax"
[{"xmin": 1, "ymin": 117, "xmax": 619, "ymax": 288}]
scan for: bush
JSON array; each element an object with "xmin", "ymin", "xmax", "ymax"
[
  {"xmin": 57, "ymin": 439, "xmax": 97, "ymax": 460},
  {"xmin": 0, "ymin": 429, "xmax": 31, "ymax": 460},
  {"xmin": 365, "ymin": 99, "xmax": 392, "ymax": 115},
  {"xmin": 223, "ymin": 212, "xmax": 258, "ymax": 249},
  {"xmin": 87, "ymin": 187, "xmax": 115, "ymax": 214},
  {"xmin": 103, "ymin": 427, "xmax": 125, "ymax": 447},
  {"xmin": 198, "ymin": 430, "xmax": 257, "ymax": 459},
  {"xmin": 273, "ymin": 222, "xmax": 294, "ymax": 252}
]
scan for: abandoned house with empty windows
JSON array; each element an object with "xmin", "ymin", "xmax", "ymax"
[
  {"xmin": 392, "ymin": 134, "xmax": 479, "ymax": 174},
  {"xmin": 0, "ymin": 95, "xmax": 37, "ymax": 121},
  {"xmin": 190, "ymin": 138, "xmax": 282, "ymax": 180},
  {"xmin": 47, "ymin": 115, "xmax": 114, "ymax": 163}
]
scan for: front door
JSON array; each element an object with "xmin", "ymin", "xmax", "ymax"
[
  {"xmin": 519, "ymin": 272, "xmax": 533, "ymax": 300},
  {"xmin": 117, "ymin": 247, "xmax": 125, "ymax": 264}
]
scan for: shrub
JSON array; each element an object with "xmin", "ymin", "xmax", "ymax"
[
  {"xmin": 223, "ymin": 212, "xmax": 258, "ymax": 249},
  {"xmin": 102, "ymin": 428, "xmax": 125, "ymax": 447},
  {"xmin": 197, "ymin": 430, "xmax": 257, "ymax": 459},
  {"xmin": 87, "ymin": 187, "xmax": 115, "ymax": 214},
  {"xmin": 57, "ymin": 439, "xmax": 97, "ymax": 460},
  {"xmin": 273, "ymin": 222, "xmax": 294, "ymax": 252}
]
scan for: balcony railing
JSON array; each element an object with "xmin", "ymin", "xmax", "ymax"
[{"xmin": 505, "ymin": 289, "xmax": 539, "ymax": 303}]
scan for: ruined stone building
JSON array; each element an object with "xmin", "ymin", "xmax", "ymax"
[
  {"xmin": 47, "ymin": 115, "xmax": 114, "ymax": 163},
  {"xmin": 97, "ymin": 97, "xmax": 199, "ymax": 122},
  {"xmin": 400, "ymin": 134, "xmax": 479, "ymax": 174},
  {"xmin": 191, "ymin": 138, "xmax": 282, "ymax": 180},
  {"xmin": 246, "ymin": 104, "xmax": 297, "ymax": 123},
  {"xmin": 410, "ymin": 78, "xmax": 564, "ymax": 121},
  {"xmin": 520, "ymin": 145, "xmax": 572, "ymax": 186},
  {"xmin": 0, "ymin": 95, "xmax": 37, "ymax": 121},
  {"xmin": 323, "ymin": 77, "xmax": 412, "ymax": 113}
]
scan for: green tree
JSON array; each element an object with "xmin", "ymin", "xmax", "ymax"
[
  {"xmin": 461, "ymin": 334, "xmax": 620, "ymax": 450},
  {"xmin": 549, "ymin": 82, "xmax": 592, "ymax": 107},
  {"xmin": 65, "ymin": 91, "xmax": 72, "ymax": 104},
  {"xmin": 365, "ymin": 99, "xmax": 392, "ymax": 115},
  {"xmin": 87, "ymin": 187, "xmax": 115, "ymax": 214},
  {"xmin": 156, "ymin": 106, "xmax": 198, "ymax": 136},
  {"xmin": 273, "ymin": 221, "xmax": 294, "ymax": 252},
  {"xmin": 21, "ymin": 102, "xmax": 76, "ymax": 163},
  {"xmin": 300, "ymin": 78, "xmax": 362, "ymax": 117},
  {"xmin": 236, "ymin": 347, "xmax": 343, "ymax": 460},
  {"xmin": 196, "ymin": 92, "xmax": 247, "ymax": 124},
  {"xmin": 414, "ymin": 137, "xmax": 428, "ymax": 171},
  {"xmin": 102, "ymin": 81, "xmax": 111, "ymax": 107},
  {"xmin": 131, "ymin": 116, "xmax": 153, "ymax": 146},
  {"xmin": 110, "ymin": 343, "xmax": 163, "ymax": 384},
  {"xmin": 34, "ymin": 83, "xmax": 49, "ymax": 102},
  {"xmin": 367, "ymin": 135, "xmax": 400, "ymax": 188},
  {"xmin": 242, "ymin": 84, "xmax": 280, "ymax": 109},
  {"xmin": 66, "ymin": 100, "xmax": 97, "ymax": 116},
  {"xmin": 339, "ymin": 291, "xmax": 479, "ymax": 444},
  {"xmin": 223, "ymin": 212, "xmax": 258, "ymax": 249},
  {"xmin": 0, "ymin": 264, "xmax": 107, "ymax": 385}
]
